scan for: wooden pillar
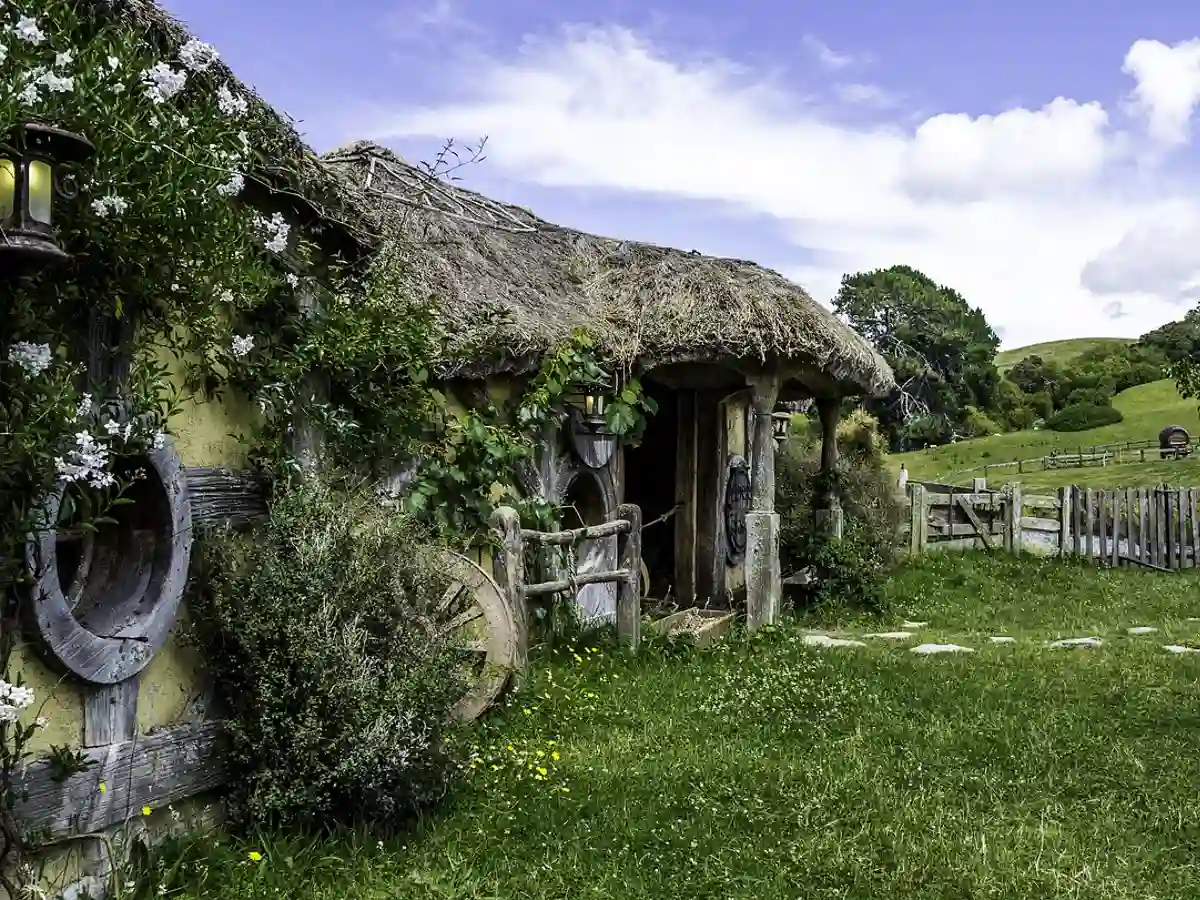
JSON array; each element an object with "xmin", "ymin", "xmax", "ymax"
[
  {"xmin": 615, "ymin": 503, "xmax": 642, "ymax": 649},
  {"xmin": 489, "ymin": 507, "xmax": 528, "ymax": 679},
  {"xmin": 744, "ymin": 371, "xmax": 781, "ymax": 630},
  {"xmin": 747, "ymin": 373, "xmax": 781, "ymax": 511},
  {"xmin": 814, "ymin": 396, "xmax": 843, "ymax": 538},
  {"xmin": 694, "ymin": 391, "xmax": 722, "ymax": 604},
  {"xmin": 674, "ymin": 390, "xmax": 698, "ymax": 607}
]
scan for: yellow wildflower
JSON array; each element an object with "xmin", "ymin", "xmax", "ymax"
[
  {"xmin": 247, "ymin": 851, "xmax": 262, "ymax": 862},
  {"xmin": 98, "ymin": 782, "xmax": 106, "ymax": 793},
  {"xmin": 141, "ymin": 806, "xmax": 152, "ymax": 817}
]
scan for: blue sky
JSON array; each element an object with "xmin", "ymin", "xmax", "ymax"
[{"xmin": 163, "ymin": 0, "xmax": 1200, "ymax": 349}]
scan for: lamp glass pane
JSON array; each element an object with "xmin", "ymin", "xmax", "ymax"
[
  {"xmin": 0, "ymin": 158, "xmax": 14, "ymax": 222},
  {"xmin": 28, "ymin": 159, "xmax": 53, "ymax": 224}
]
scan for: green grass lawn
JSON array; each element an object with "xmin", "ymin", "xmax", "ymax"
[
  {"xmin": 894, "ymin": 379, "xmax": 1200, "ymax": 488},
  {"xmin": 147, "ymin": 553, "xmax": 1200, "ymax": 900},
  {"xmin": 994, "ymin": 337, "xmax": 1133, "ymax": 373}
]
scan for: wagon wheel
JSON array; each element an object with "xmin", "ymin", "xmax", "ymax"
[{"xmin": 435, "ymin": 551, "xmax": 518, "ymax": 723}]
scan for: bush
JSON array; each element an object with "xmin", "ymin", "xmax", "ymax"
[
  {"xmin": 964, "ymin": 405, "xmax": 1002, "ymax": 437},
  {"xmin": 190, "ymin": 481, "xmax": 467, "ymax": 832},
  {"xmin": 1045, "ymin": 403, "xmax": 1123, "ymax": 432},
  {"xmin": 777, "ymin": 412, "xmax": 904, "ymax": 613}
]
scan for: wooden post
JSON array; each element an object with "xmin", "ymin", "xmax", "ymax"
[
  {"xmin": 814, "ymin": 395, "xmax": 843, "ymax": 538},
  {"xmin": 1165, "ymin": 487, "xmax": 1175, "ymax": 570},
  {"xmin": 1058, "ymin": 486, "xmax": 1070, "ymax": 558},
  {"xmin": 1177, "ymin": 488, "xmax": 1188, "ymax": 568},
  {"xmin": 1006, "ymin": 483, "xmax": 1022, "ymax": 556},
  {"xmin": 615, "ymin": 503, "xmax": 642, "ymax": 649},
  {"xmin": 744, "ymin": 371, "xmax": 782, "ymax": 630},
  {"xmin": 1075, "ymin": 487, "xmax": 1084, "ymax": 556},
  {"xmin": 292, "ymin": 287, "xmax": 327, "ymax": 475},
  {"xmin": 1084, "ymin": 488, "xmax": 1094, "ymax": 563},
  {"xmin": 489, "ymin": 507, "xmax": 528, "ymax": 678},
  {"xmin": 1110, "ymin": 490, "xmax": 1122, "ymax": 568},
  {"xmin": 1190, "ymin": 488, "xmax": 1200, "ymax": 569},
  {"xmin": 909, "ymin": 484, "xmax": 926, "ymax": 555},
  {"xmin": 1138, "ymin": 487, "xmax": 1148, "ymax": 564},
  {"xmin": 1097, "ymin": 491, "xmax": 1109, "ymax": 566}
]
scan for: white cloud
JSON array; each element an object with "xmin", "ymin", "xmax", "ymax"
[
  {"xmin": 365, "ymin": 25, "xmax": 1200, "ymax": 347},
  {"xmin": 1082, "ymin": 204, "xmax": 1200, "ymax": 303},
  {"xmin": 1122, "ymin": 38, "xmax": 1200, "ymax": 146},
  {"xmin": 801, "ymin": 35, "xmax": 867, "ymax": 71}
]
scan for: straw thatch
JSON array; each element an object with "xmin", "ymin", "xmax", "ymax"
[
  {"xmin": 116, "ymin": 0, "xmax": 376, "ymax": 250},
  {"xmin": 323, "ymin": 141, "xmax": 894, "ymax": 397}
]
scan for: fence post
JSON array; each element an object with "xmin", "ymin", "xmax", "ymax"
[
  {"xmin": 489, "ymin": 506, "xmax": 528, "ymax": 678},
  {"xmin": 909, "ymin": 484, "xmax": 926, "ymax": 555},
  {"xmin": 1058, "ymin": 486, "xmax": 1070, "ymax": 558},
  {"xmin": 615, "ymin": 503, "xmax": 642, "ymax": 650},
  {"xmin": 1006, "ymin": 483, "xmax": 1023, "ymax": 556}
]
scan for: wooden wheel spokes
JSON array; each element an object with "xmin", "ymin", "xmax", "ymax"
[{"xmin": 437, "ymin": 552, "xmax": 518, "ymax": 722}]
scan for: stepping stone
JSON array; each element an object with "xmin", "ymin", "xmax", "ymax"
[
  {"xmin": 1048, "ymin": 637, "xmax": 1102, "ymax": 648},
  {"xmin": 1163, "ymin": 645, "xmax": 1200, "ymax": 654},
  {"xmin": 863, "ymin": 631, "xmax": 916, "ymax": 640},
  {"xmin": 901, "ymin": 621, "xmax": 929, "ymax": 629},
  {"xmin": 1127, "ymin": 626, "xmax": 1158, "ymax": 634},
  {"xmin": 911, "ymin": 643, "xmax": 974, "ymax": 655},
  {"xmin": 989, "ymin": 636, "xmax": 1017, "ymax": 643},
  {"xmin": 802, "ymin": 634, "xmax": 866, "ymax": 648}
]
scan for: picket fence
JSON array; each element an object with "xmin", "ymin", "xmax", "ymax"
[{"xmin": 902, "ymin": 480, "xmax": 1200, "ymax": 570}]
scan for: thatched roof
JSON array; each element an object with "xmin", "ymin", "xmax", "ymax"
[
  {"xmin": 322, "ymin": 142, "xmax": 895, "ymax": 397},
  {"xmin": 116, "ymin": 0, "xmax": 375, "ymax": 253}
]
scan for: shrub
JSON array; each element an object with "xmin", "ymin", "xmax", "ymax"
[
  {"xmin": 964, "ymin": 406, "xmax": 1002, "ymax": 437},
  {"xmin": 1045, "ymin": 403, "xmax": 1123, "ymax": 432},
  {"xmin": 777, "ymin": 411, "xmax": 904, "ymax": 614},
  {"xmin": 190, "ymin": 481, "xmax": 467, "ymax": 832}
]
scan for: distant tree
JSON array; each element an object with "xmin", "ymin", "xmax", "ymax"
[
  {"xmin": 834, "ymin": 265, "xmax": 1001, "ymax": 449},
  {"xmin": 1139, "ymin": 309, "xmax": 1200, "ymax": 364}
]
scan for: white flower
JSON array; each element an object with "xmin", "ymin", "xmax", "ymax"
[
  {"xmin": 151, "ymin": 430, "xmax": 166, "ymax": 450},
  {"xmin": 230, "ymin": 335, "xmax": 254, "ymax": 358},
  {"xmin": 76, "ymin": 393, "xmax": 93, "ymax": 419},
  {"xmin": 217, "ymin": 288, "xmax": 234, "ymax": 304},
  {"xmin": 216, "ymin": 84, "xmax": 248, "ymax": 116},
  {"xmin": 17, "ymin": 82, "xmax": 40, "ymax": 105},
  {"xmin": 258, "ymin": 212, "xmax": 291, "ymax": 254},
  {"xmin": 111, "ymin": 82, "xmax": 125, "ymax": 95},
  {"xmin": 0, "ymin": 681, "xmax": 34, "ymax": 709},
  {"xmin": 14, "ymin": 16, "xmax": 46, "ymax": 45},
  {"xmin": 107, "ymin": 55, "xmax": 120, "ymax": 70},
  {"xmin": 216, "ymin": 172, "xmax": 244, "ymax": 197},
  {"xmin": 103, "ymin": 419, "xmax": 121, "ymax": 436},
  {"xmin": 91, "ymin": 195, "xmax": 129, "ymax": 217},
  {"xmin": 55, "ymin": 431, "xmax": 114, "ymax": 488},
  {"xmin": 0, "ymin": 44, "xmax": 8, "ymax": 66},
  {"xmin": 0, "ymin": 706, "xmax": 17, "ymax": 723},
  {"xmin": 34, "ymin": 716, "xmax": 47, "ymax": 729},
  {"xmin": 142, "ymin": 62, "xmax": 187, "ymax": 104},
  {"xmin": 8, "ymin": 341, "xmax": 52, "ymax": 376},
  {"xmin": 148, "ymin": 115, "xmax": 159, "ymax": 128},
  {"xmin": 179, "ymin": 39, "xmax": 219, "ymax": 72},
  {"xmin": 39, "ymin": 71, "xmax": 74, "ymax": 93},
  {"xmin": 55, "ymin": 50, "xmax": 73, "ymax": 66},
  {"xmin": 285, "ymin": 273, "xmax": 299, "ymax": 287}
]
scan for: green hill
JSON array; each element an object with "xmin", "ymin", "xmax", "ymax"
[
  {"xmin": 894, "ymin": 378, "xmax": 1200, "ymax": 490},
  {"xmin": 995, "ymin": 337, "xmax": 1134, "ymax": 373}
]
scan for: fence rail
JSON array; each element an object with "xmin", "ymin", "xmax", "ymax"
[
  {"xmin": 902, "ymin": 481, "xmax": 1200, "ymax": 570},
  {"xmin": 940, "ymin": 438, "xmax": 1198, "ymax": 482}
]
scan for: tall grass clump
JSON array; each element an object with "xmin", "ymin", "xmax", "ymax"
[{"xmin": 189, "ymin": 481, "xmax": 467, "ymax": 833}]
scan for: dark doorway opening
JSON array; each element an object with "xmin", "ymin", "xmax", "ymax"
[{"xmin": 622, "ymin": 379, "xmax": 677, "ymax": 601}]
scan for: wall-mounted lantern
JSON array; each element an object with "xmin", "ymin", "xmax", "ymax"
[
  {"xmin": 771, "ymin": 410, "xmax": 793, "ymax": 446},
  {"xmin": 1, "ymin": 122, "xmax": 95, "ymax": 267},
  {"xmin": 568, "ymin": 377, "xmax": 612, "ymax": 435}
]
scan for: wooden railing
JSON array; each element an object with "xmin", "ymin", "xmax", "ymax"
[{"xmin": 489, "ymin": 504, "xmax": 643, "ymax": 654}]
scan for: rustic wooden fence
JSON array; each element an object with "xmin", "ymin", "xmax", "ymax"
[
  {"xmin": 902, "ymin": 481, "xmax": 1200, "ymax": 570},
  {"xmin": 490, "ymin": 503, "xmax": 643, "ymax": 652},
  {"xmin": 942, "ymin": 437, "xmax": 1200, "ymax": 482}
]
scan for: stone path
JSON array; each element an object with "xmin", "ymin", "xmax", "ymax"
[{"xmin": 799, "ymin": 618, "xmax": 1200, "ymax": 656}]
